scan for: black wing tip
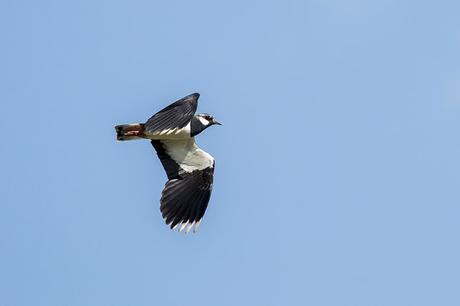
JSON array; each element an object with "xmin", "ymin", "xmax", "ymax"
[
  {"xmin": 159, "ymin": 168, "xmax": 214, "ymax": 233},
  {"xmin": 174, "ymin": 92, "xmax": 199, "ymax": 104},
  {"xmin": 185, "ymin": 92, "xmax": 200, "ymax": 100}
]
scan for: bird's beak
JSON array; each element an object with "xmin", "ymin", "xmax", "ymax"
[{"xmin": 213, "ymin": 119, "xmax": 222, "ymax": 126}]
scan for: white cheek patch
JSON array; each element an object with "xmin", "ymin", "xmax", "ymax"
[{"xmin": 198, "ymin": 117, "xmax": 210, "ymax": 126}]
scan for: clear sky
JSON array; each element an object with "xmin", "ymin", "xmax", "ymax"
[{"xmin": 1, "ymin": 1, "xmax": 459, "ymax": 305}]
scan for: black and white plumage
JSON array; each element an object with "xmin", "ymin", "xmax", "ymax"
[{"xmin": 115, "ymin": 93, "xmax": 221, "ymax": 233}]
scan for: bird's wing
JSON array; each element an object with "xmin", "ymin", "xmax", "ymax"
[
  {"xmin": 151, "ymin": 139, "xmax": 215, "ymax": 233},
  {"xmin": 144, "ymin": 93, "xmax": 199, "ymax": 134}
]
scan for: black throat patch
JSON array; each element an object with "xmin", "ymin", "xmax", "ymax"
[{"xmin": 190, "ymin": 116, "xmax": 208, "ymax": 137}]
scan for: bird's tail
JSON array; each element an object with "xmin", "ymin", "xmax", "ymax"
[{"xmin": 115, "ymin": 123, "xmax": 145, "ymax": 141}]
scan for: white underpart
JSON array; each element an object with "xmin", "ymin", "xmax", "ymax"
[
  {"xmin": 162, "ymin": 138, "xmax": 214, "ymax": 172},
  {"xmin": 198, "ymin": 116, "xmax": 210, "ymax": 126}
]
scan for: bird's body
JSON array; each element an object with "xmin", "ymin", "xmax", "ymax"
[{"xmin": 115, "ymin": 93, "xmax": 220, "ymax": 233}]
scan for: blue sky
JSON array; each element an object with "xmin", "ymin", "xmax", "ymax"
[{"xmin": 1, "ymin": 0, "xmax": 460, "ymax": 305}]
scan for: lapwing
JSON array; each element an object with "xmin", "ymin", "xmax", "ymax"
[{"xmin": 115, "ymin": 93, "xmax": 221, "ymax": 233}]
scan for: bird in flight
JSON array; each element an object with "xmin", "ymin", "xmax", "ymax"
[{"xmin": 115, "ymin": 93, "xmax": 221, "ymax": 233}]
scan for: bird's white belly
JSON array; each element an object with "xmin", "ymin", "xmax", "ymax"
[{"xmin": 162, "ymin": 138, "xmax": 214, "ymax": 172}]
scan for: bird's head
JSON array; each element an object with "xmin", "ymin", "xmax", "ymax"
[
  {"xmin": 196, "ymin": 113, "xmax": 222, "ymax": 127},
  {"xmin": 191, "ymin": 113, "xmax": 221, "ymax": 136}
]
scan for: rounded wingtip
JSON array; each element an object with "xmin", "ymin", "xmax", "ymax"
[{"xmin": 180, "ymin": 92, "xmax": 200, "ymax": 103}]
